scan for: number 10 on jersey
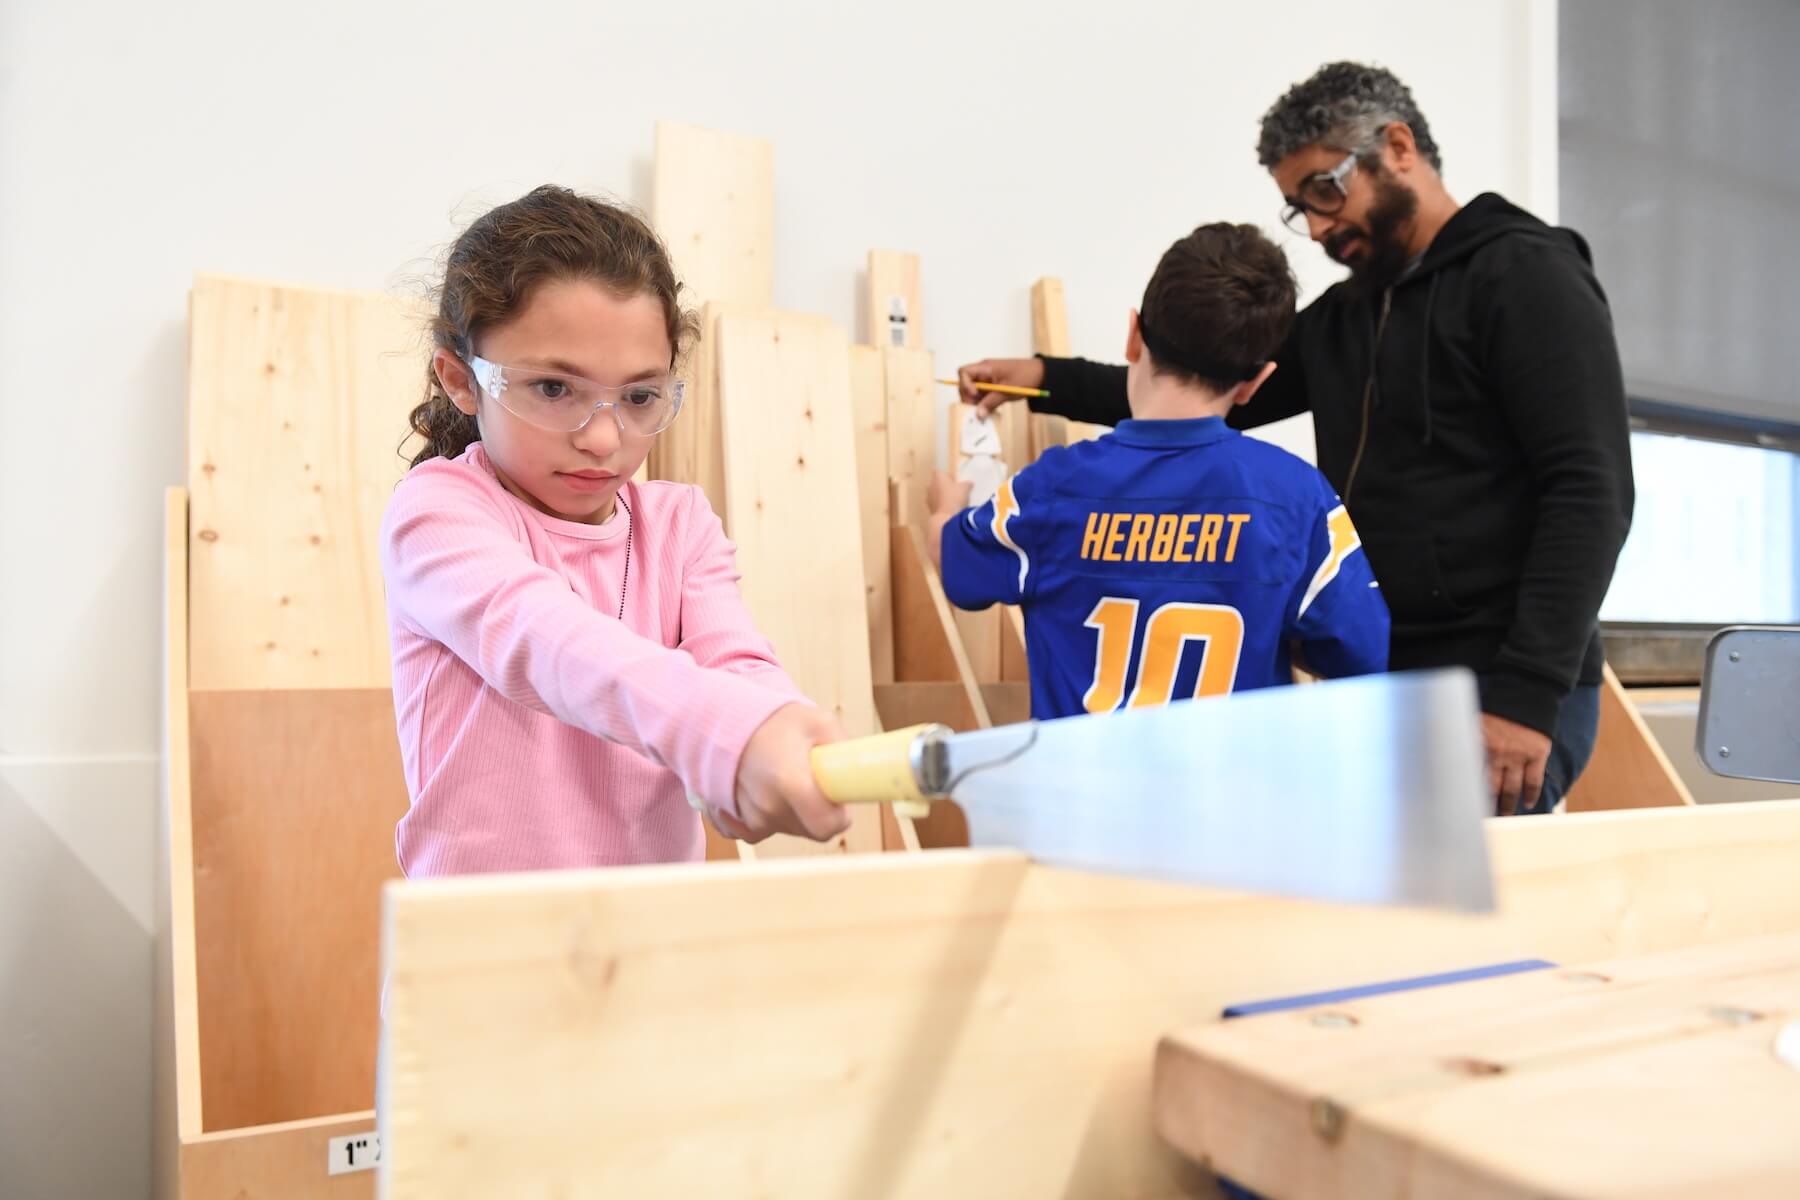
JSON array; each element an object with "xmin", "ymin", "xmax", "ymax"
[{"xmin": 1082, "ymin": 598, "xmax": 1245, "ymax": 712}]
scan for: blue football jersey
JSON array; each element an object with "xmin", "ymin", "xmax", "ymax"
[{"xmin": 941, "ymin": 416, "xmax": 1389, "ymax": 720}]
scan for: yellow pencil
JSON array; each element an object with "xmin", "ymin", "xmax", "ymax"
[{"xmin": 935, "ymin": 378, "xmax": 1051, "ymax": 399}]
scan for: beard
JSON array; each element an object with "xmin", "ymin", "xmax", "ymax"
[{"xmin": 1323, "ymin": 170, "xmax": 1419, "ymax": 293}]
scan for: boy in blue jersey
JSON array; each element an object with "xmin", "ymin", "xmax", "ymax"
[{"xmin": 929, "ymin": 223, "xmax": 1388, "ymax": 720}]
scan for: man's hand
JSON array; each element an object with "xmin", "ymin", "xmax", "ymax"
[
  {"xmin": 720, "ymin": 703, "xmax": 852, "ymax": 843},
  {"xmin": 956, "ymin": 358, "xmax": 1045, "ymax": 416},
  {"xmin": 1482, "ymin": 713, "xmax": 1553, "ymax": 816}
]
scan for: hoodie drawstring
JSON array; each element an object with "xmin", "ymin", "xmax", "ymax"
[{"xmin": 1420, "ymin": 272, "xmax": 1440, "ymax": 446}]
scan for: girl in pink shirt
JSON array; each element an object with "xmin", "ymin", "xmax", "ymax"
[{"xmin": 380, "ymin": 185, "xmax": 849, "ymax": 876}]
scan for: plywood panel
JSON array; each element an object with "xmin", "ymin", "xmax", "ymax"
[
  {"xmin": 380, "ymin": 801, "xmax": 1800, "ymax": 1199},
  {"xmin": 715, "ymin": 310, "xmax": 881, "ymax": 856},
  {"xmin": 186, "ymin": 275, "xmax": 422, "ymax": 690},
  {"xmin": 181, "ymin": 1111, "xmax": 378, "ymax": 1200},
  {"xmin": 190, "ymin": 689, "xmax": 407, "ymax": 1131},
  {"xmin": 157, "ymin": 489, "xmax": 201, "ymax": 1200},
  {"xmin": 867, "ymin": 249, "xmax": 923, "ymax": 349},
  {"xmin": 891, "ymin": 522, "xmax": 990, "ymax": 710},
  {"xmin": 1565, "ymin": 664, "xmax": 1696, "ymax": 811},
  {"xmin": 651, "ymin": 120, "xmax": 774, "ymax": 310},
  {"xmin": 1155, "ymin": 932, "xmax": 1800, "ymax": 1199},
  {"xmin": 647, "ymin": 301, "xmax": 728, "ymax": 516},
  {"xmin": 883, "ymin": 347, "xmax": 936, "ymax": 531},
  {"xmin": 849, "ymin": 344, "xmax": 894, "ymax": 686}
]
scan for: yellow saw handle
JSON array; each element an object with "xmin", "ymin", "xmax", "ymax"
[{"xmin": 810, "ymin": 724, "xmax": 945, "ymax": 821}]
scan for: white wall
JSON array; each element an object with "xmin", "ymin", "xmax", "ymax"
[{"xmin": 0, "ymin": 1, "xmax": 1553, "ymax": 1193}]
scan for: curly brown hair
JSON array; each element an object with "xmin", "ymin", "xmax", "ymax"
[{"xmin": 406, "ymin": 185, "xmax": 698, "ymax": 467}]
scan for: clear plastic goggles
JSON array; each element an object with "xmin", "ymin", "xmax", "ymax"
[{"xmin": 467, "ymin": 356, "xmax": 684, "ymax": 437}]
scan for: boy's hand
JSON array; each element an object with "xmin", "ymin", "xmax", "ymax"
[
  {"xmin": 957, "ymin": 358, "xmax": 1044, "ymax": 416},
  {"xmin": 725, "ymin": 703, "xmax": 853, "ymax": 843},
  {"xmin": 927, "ymin": 469, "xmax": 973, "ymax": 519}
]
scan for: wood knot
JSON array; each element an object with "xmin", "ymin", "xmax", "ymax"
[
  {"xmin": 309, "ymin": 535, "xmax": 322, "ymax": 545},
  {"xmin": 200, "ymin": 462, "xmax": 217, "ymax": 475},
  {"xmin": 197, "ymin": 529, "xmax": 219, "ymax": 542}
]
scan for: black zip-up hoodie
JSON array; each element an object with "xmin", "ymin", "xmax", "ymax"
[{"xmin": 1036, "ymin": 193, "xmax": 1634, "ymax": 737}]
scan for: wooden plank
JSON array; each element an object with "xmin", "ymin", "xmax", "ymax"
[
  {"xmin": 1000, "ymin": 605, "xmax": 1029, "ymax": 685},
  {"xmin": 651, "ymin": 120, "xmax": 774, "ymax": 310},
  {"xmin": 1026, "ymin": 276, "xmax": 1106, "ymax": 450},
  {"xmin": 1154, "ymin": 932, "xmax": 1800, "ymax": 1200},
  {"xmin": 1565, "ymin": 664, "xmax": 1697, "ymax": 811},
  {"xmin": 849, "ymin": 344, "xmax": 894, "ymax": 686},
  {"xmin": 379, "ymin": 801, "xmax": 1800, "ymax": 1199},
  {"xmin": 156, "ymin": 488, "xmax": 201, "ymax": 1200},
  {"xmin": 645, "ymin": 121, "xmax": 771, "ymax": 500},
  {"xmin": 867, "ymin": 249, "xmax": 923, "ymax": 349},
  {"xmin": 647, "ymin": 301, "xmax": 729, "ymax": 517},
  {"xmin": 180, "ymin": 1109, "xmax": 377, "ymax": 1199},
  {"xmin": 890, "ymin": 521, "xmax": 991, "ymax": 711},
  {"xmin": 979, "ymin": 682, "xmax": 1032, "ymax": 728},
  {"xmin": 190, "ymin": 688, "xmax": 407, "ymax": 1131},
  {"xmin": 945, "ymin": 403, "xmax": 1005, "ymax": 683},
  {"xmin": 883, "ymin": 347, "xmax": 936, "ymax": 531},
  {"xmin": 714, "ymin": 310, "xmax": 881, "ymax": 856},
  {"xmin": 1029, "ymin": 277, "xmax": 1072, "ymax": 458},
  {"xmin": 186, "ymin": 275, "xmax": 421, "ymax": 690}
]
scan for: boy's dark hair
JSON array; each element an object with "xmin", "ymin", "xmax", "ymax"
[
  {"xmin": 407, "ymin": 185, "xmax": 699, "ymax": 468},
  {"xmin": 1137, "ymin": 223, "xmax": 1297, "ymax": 393}
]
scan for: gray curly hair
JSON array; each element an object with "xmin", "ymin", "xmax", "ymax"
[{"xmin": 1257, "ymin": 61, "xmax": 1442, "ymax": 174}]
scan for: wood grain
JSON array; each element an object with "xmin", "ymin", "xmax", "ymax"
[
  {"xmin": 1565, "ymin": 664, "xmax": 1697, "ymax": 811},
  {"xmin": 186, "ymin": 274, "xmax": 422, "ymax": 690},
  {"xmin": 849, "ymin": 344, "xmax": 894, "ymax": 686},
  {"xmin": 651, "ymin": 120, "xmax": 774, "ymax": 310},
  {"xmin": 1155, "ymin": 931, "xmax": 1800, "ymax": 1199},
  {"xmin": 190, "ymin": 689, "xmax": 407, "ymax": 1131},
  {"xmin": 380, "ymin": 801, "xmax": 1800, "ymax": 1199},
  {"xmin": 715, "ymin": 310, "xmax": 881, "ymax": 856}
]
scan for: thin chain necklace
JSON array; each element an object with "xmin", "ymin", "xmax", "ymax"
[{"xmin": 614, "ymin": 488, "xmax": 632, "ymax": 621}]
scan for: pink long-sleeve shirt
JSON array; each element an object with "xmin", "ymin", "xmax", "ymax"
[{"xmin": 379, "ymin": 444, "xmax": 802, "ymax": 877}]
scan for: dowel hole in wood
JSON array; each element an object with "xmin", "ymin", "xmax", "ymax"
[
  {"xmin": 1310, "ymin": 1097, "xmax": 1347, "ymax": 1143},
  {"xmin": 1441, "ymin": 1057, "xmax": 1507, "ymax": 1078}
]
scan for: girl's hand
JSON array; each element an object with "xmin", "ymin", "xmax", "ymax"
[{"xmin": 724, "ymin": 703, "xmax": 854, "ymax": 843}]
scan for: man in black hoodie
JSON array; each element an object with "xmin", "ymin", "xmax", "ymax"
[{"xmin": 957, "ymin": 62, "xmax": 1634, "ymax": 816}]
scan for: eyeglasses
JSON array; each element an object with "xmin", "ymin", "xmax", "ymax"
[
  {"xmin": 1280, "ymin": 152, "xmax": 1358, "ymax": 234},
  {"xmin": 467, "ymin": 356, "xmax": 684, "ymax": 437}
]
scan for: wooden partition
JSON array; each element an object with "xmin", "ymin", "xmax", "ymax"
[{"xmin": 157, "ymin": 272, "xmax": 424, "ymax": 1198}]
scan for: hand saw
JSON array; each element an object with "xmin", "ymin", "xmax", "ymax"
[{"xmin": 813, "ymin": 668, "xmax": 1495, "ymax": 912}]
